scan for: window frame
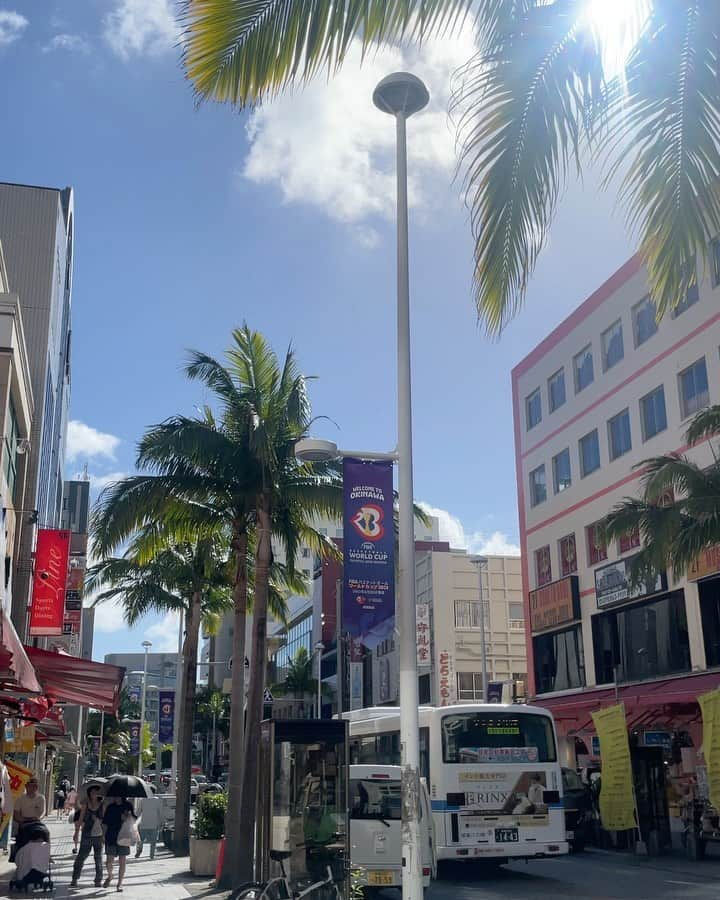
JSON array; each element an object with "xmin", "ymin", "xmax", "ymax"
[
  {"xmin": 632, "ymin": 296, "xmax": 658, "ymax": 348},
  {"xmin": 586, "ymin": 521, "xmax": 608, "ymax": 566},
  {"xmin": 525, "ymin": 388, "xmax": 542, "ymax": 431},
  {"xmin": 573, "ymin": 345, "xmax": 594, "ymax": 394},
  {"xmin": 552, "ymin": 447, "xmax": 572, "ymax": 494},
  {"xmin": 547, "ymin": 368, "xmax": 566, "ymax": 413},
  {"xmin": 607, "ymin": 408, "xmax": 632, "ymax": 461},
  {"xmin": 601, "ymin": 319, "xmax": 625, "ymax": 371},
  {"xmin": 579, "ymin": 429, "xmax": 601, "ymax": 478},
  {"xmin": 678, "ymin": 357, "xmax": 710, "ymax": 420},
  {"xmin": 529, "ymin": 464, "xmax": 547, "ymax": 507},
  {"xmin": 639, "ymin": 385, "xmax": 667, "ymax": 442},
  {"xmin": 535, "ymin": 545, "xmax": 552, "ymax": 587},
  {"xmin": 558, "ymin": 533, "xmax": 578, "ymax": 577}
]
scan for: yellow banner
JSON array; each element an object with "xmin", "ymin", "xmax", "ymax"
[
  {"xmin": 592, "ymin": 703, "xmax": 636, "ymax": 831},
  {"xmin": 698, "ymin": 688, "xmax": 720, "ymax": 810},
  {"xmin": 0, "ymin": 759, "xmax": 34, "ymax": 839}
]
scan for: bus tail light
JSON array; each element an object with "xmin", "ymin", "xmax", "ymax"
[
  {"xmin": 548, "ymin": 845, "xmax": 560, "ymax": 852},
  {"xmin": 422, "ymin": 867, "xmax": 430, "ymax": 876},
  {"xmin": 455, "ymin": 849, "xmax": 469, "ymax": 856}
]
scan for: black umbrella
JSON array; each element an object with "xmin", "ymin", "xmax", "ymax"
[{"xmin": 104, "ymin": 775, "xmax": 153, "ymax": 798}]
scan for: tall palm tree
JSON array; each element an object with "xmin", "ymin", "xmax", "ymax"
[
  {"xmin": 604, "ymin": 405, "xmax": 720, "ymax": 585},
  {"xmin": 91, "ymin": 329, "xmax": 342, "ymax": 887},
  {"xmin": 87, "ymin": 529, "xmax": 232, "ymax": 854},
  {"xmin": 180, "ymin": 1, "xmax": 720, "ymax": 333}
]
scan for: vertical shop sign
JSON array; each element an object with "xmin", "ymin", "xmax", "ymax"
[
  {"xmin": 592, "ymin": 704, "xmax": 636, "ymax": 830},
  {"xmin": 29, "ymin": 529, "xmax": 71, "ymax": 636}
]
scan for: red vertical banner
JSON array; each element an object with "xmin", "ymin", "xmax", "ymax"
[{"xmin": 29, "ymin": 529, "xmax": 70, "ymax": 636}]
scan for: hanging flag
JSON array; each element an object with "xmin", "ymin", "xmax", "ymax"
[
  {"xmin": 158, "ymin": 690, "xmax": 175, "ymax": 743},
  {"xmin": 342, "ymin": 458, "xmax": 395, "ymax": 649},
  {"xmin": 29, "ymin": 529, "xmax": 71, "ymax": 636},
  {"xmin": 592, "ymin": 704, "xmax": 636, "ymax": 831},
  {"xmin": 129, "ymin": 721, "xmax": 141, "ymax": 755}
]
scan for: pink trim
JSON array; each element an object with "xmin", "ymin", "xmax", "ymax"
[
  {"xmin": 522, "ymin": 307, "xmax": 720, "ymax": 460},
  {"xmin": 512, "ymin": 255, "xmax": 643, "ymax": 379}
]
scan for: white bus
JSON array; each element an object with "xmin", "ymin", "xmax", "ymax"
[{"xmin": 344, "ymin": 704, "xmax": 568, "ymax": 864}]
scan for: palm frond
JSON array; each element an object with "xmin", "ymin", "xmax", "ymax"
[
  {"xmin": 685, "ymin": 404, "xmax": 720, "ymax": 447},
  {"xmin": 179, "ymin": 0, "xmax": 474, "ymax": 109},
  {"xmin": 603, "ymin": 1, "xmax": 720, "ymax": 319}
]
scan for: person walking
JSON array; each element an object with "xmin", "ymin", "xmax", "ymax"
[
  {"xmin": 70, "ymin": 785, "xmax": 104, "ymax": 888},
  {"xmin": 135, "ymin": 787, "xmax": 163, "ymax": 860},
  {"xmin": 102, "ymin": 797, "xmax": 136, "ymax": 892},
  {"xmin": 12, "ymin": 777, "xmax": 47, "ymax": 859},
  {"xmin": 64, "ymin": 786, "xmax": 78, "ymax": 818},
  {"xmin": 53, "ymin": 783, "xmax": 66, "ymax": 820}
]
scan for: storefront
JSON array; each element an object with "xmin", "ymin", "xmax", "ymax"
[{"xmin": 530, "ymin": 576, "xmax": 585, "ymax": 695}]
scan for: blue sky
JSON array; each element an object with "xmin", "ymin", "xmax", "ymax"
[{"xmin": 0, "ymin": 1, "xmax": 633, "ymax": 660}]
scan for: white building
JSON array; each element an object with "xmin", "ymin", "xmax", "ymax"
[{"xmin": 512, "ymin": 251, "xmax": 720, "ymax": 760}]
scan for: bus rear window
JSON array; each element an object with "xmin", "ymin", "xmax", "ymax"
[
  {"xmin": 441, "ymin": 713, "xmax": 557, "ymax": 763},
  {"xmin": 350, "ymin": 779, "xmax": 402, "ymax": 820}
]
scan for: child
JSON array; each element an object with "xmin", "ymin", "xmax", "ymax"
[{"xmin": 10, "ymin": 833, "xmax": 50, "ymax": 891}]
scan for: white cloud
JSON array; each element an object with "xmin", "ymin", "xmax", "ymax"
[
  {"xmin": 89, "ymin": 598, "xmax": 127, "ymax": 633},
  {"xmin": 67, "ymin": 420, "xmax": 121, "ymax": 462},
  {"xmin": 86, "ymin": 470, "xmax": 128, "ymax": 491},
  {"xmin": 418, "ymin": 502, "xmax": 521, "ymax": 557},
  {"xmin": 0, "ymin": 9, "xmax": 28, "ymax": 46},
  {"xmin": 103, "ymin": 0, "xmax": 178, "ymax": 60},
  {"xmin": 43, "ymin": 33, "xmax": 90, "ymax": 53},
  {"xmin": 144, "ymin": 610, "xmax": 182, "ymax": 652},
  {"xmin": 242, "ymin": 25, "xmax": 477, "ymax": 239}
]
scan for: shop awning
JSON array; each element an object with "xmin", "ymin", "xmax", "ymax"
[
  {"xmin": 0, "ymin": 606, "xmax": 41, "ymax": 693},
  {"xmin": 24, "ymin": 646, "xmax": 125, "ymax": 715},
  {"xmin": 540, "ymin": 670, "xmax": 720, "ymax": 731}
]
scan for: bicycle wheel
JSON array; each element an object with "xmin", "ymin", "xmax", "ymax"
[{"xmin": 230, "ymin": 881, "xmax": 267, "ymax": 900}]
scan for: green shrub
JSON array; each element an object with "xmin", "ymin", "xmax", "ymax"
[{"xmin": 194, "ymin": 791, "xmax": 228, "ymax": 840}]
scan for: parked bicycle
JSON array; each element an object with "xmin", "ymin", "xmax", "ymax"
[{"xmin": 231, "ymin": 847, "xmax": 345, "ymax": 900}]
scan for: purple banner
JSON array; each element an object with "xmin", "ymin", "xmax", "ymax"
[
  {"xmin": 128, "ymin": 685, "xmax": 141, "ymax": 704},
  {"xmin": 158, "ymin": 689, "xmax": 175, "ymax": 743},
  {"xmin": 129, "ymin": 721, "xmax": 141, "ymax": 755},
  {"xmin": 342, "ymin": 459, "xmax": 395, "ymax": 649}
]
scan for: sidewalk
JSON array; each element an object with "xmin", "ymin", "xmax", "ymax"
[{"xmin": 0, "ymin": 817, "xmax": 225, "ymax": 899}]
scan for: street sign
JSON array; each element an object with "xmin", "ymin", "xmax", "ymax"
[{"xmin": 263, "ymin": 688, "xmax": 274, "ymax": 702}]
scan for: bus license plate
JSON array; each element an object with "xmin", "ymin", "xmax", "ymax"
[
  {"xmin": 495, "ymin": 828, "xmax": 519, "ymax": 843},
  {"xmin": 369, "ymin": 872, "xmax": 394, "ymax": 886}
]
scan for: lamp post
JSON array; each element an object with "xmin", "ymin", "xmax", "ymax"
[
  {"xmin": 314, "ymin": 642, "xmax": 325, "ymax": 718},
  {"xmin": 471, "ymin": 557, "xmax": 489, "ymax": 699},
  {"xmin": 139, "ymin": 640, "xmax": 152, "ymax": 775}
]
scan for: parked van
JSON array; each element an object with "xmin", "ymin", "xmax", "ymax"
[{"xmin": 350, "ymin": 765, "xmax": 436, "ymax": 893}]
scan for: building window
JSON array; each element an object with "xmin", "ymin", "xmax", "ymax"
[
  {"xmin": 608, "ymin": 408, "xmax": 632, "ymax": 460},
  {"xmin": 592, "ymin": 591, "xmax": 691, "ymax": 685},
  {"xmin": 573, "ymin": 345, "xmax": 594, "ymax": 393},
  {"xmin": 601, "ymin": 320, "xmax": 624, "ymax": 371},
  {"xmin": 526, "ymin": 389, "xmax": 542, "ymax": 430},
  {"xmin": 457, "ymin": 672, "xmax": 486, "ymax": 702},
  {"xmin": 548, "ymin": 368, "xmax": 566, "ymax": 413},
  {"xmin": 3, "ymin": 399, "xmax": 19, "ymax": 502},
  {"xmin": 454, "ymin": 599, "xmax": 490, "ymax": 629},
  {"xmin": 712, "ymin": 238, "xmax": 720, "ymax": 287},
  {"xmin": 535, "ymin": 545, "xmax": 552, "ymax": 587},
  {"xmin": 529, "ymin": 464, "xmax": 547, "ymax": 507},
  {"xmin": 558, "ymin": 534, "xmax": 577, "ymax": 577},
  {"xmin": 679, "ymin": 358, "xmax": 709, "ymax": 418},
  {"xmin": 533, "ymin": 625, "xmax": 586, "ymax": 694},
  {"xmin": 671, "ymin": 277, "xmax": 700, "ymax": 317},
  {"xmin": 699, "ymin": 578, "xmax": 720, "ymax": 667},
  {"xmin": 508, "ymin": 601, "xmax": 524, "ymax": 622},
  {"xmin": 618, "ymin": 527, "xmax": 641, "ymax": 555},
  {"xmin": 552, "ymin": 448, "xmax": 571, "ymax": 494},
  {"xmin": 579, "ymin": 429, "xmax": 601, "ymax": 477},
  {"xmin": 632, "ymin": 296, "xmax": 658, "ymax": 347},
  {"xmin": 586, "ymin": 522, "xmax": 607, "ymax": 566},
  {"xmin": 640, "ymin": 386, "xmax": 667, "ymax": 441},
  {"xmin": 272, "ymin": 614, "xmax": 313, "ymax": 682},
  {"xmin": 302, "ymin": 547, "xmax": 310, "ymax": 558}
]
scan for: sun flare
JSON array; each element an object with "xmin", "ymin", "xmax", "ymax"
[{"xmin": 585, "ymin": 0, "xmax": 652, "ymax": 78}]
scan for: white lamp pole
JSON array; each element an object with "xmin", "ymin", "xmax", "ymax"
[
  {"xmin": 139, "ymin": 640, "xmax": 152, "ymax": 775},
  {"xmin": 373, "ymin": 72, "xmax": 429, "ymax": 900}
]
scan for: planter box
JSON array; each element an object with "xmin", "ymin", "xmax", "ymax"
[{"xmin": 190, "ymin": 836, "xmax": 222, "ymax": 876}]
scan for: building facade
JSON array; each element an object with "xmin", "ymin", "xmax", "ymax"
[
  {"xmin": 512, "ymin": 252, "xmax": 720, "ymax": 762},
  {"xmin": 0, "ymin": 183, "xmax": 73, "ymax": 635}
]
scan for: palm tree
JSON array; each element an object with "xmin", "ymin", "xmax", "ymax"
[
  {"xmin": 87, "ymin": 528, "xmax": 232, "ymax": 854},
  {"xmin": 604, "ymin": 405, "xmax": 720, "ymax": 585},
  {"xmin": 272, "ymin": 646, "xmax": 323, "ymax": 718},
  {"xmin": 180, "ymin": 1, "xmax": 720, "ymax": 333},
  {"xmin": 91, "ymin": 328, "xmax": 342, "ymax": 887}
]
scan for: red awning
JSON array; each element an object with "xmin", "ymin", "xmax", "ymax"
[
  {"xmin": 540, "ymin": 670, "xmax": 720, "ymax": 732},
  {"xmin": 24, "ymin": 646, "xmax": 125, "ymax": 715},
  {"xmin": 0, "ymin": 606, "xmax": 42, "ymax": 693}
]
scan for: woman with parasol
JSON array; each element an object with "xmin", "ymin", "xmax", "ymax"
[{"xmin": 101, "ymin": 776, "xmax": 150, "ymax": 892}]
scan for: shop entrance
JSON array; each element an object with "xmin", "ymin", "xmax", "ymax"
[{"xmin": 632, "ymin": 747, "xmax": 670, "ymax": 852}]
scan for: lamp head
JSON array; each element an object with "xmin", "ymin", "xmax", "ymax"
[
  {"xmin": 295, "ymin": 438, "xmax": 339, "ymax": 463},
  {"xmin": 373, "ymin": 72, "xmax": 429, "ymax": 117}
]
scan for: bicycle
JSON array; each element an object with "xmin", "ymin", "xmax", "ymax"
[{"xmin": 231, "ymin": 848, "xmax": 345, "ymax": 900}]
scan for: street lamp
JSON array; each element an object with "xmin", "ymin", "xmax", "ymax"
[
  {"xmin": 313, "ymin": 642, "xmax": 325, "ymax": 718},
  {"xmin": 139, "ymin": 640, "xmax": 152, "ymax": 775},
  {"xmin": 295, "ymin": 70, "xmax": 429, "ymax": 900}
]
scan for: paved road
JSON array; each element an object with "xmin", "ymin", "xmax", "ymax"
[{"xmin": 422, "ymin": 848, "xmax": 720, "ymax": 899}]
